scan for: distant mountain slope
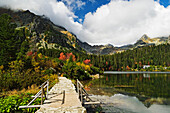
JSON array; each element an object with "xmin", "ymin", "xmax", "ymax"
[
  {"xmin": 0, "ymin": 8, "xmax": 169, "ymax": 55},
  {"xmin": 79, "ymin": 34, "xmax": 170, "ymax": 54},
  {"xmin": 0, "ymin": 8, "xmax": 86, "ymax": 53},
  {"xmin": 134, "ymin": 34, "xmax": 169, "ymax": 47}
]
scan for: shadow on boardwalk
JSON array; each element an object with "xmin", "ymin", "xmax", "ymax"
[{"xmin": 36, "ymin": 77, "xmax": 86, "ymax": 113}]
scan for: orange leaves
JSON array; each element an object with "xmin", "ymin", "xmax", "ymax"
[
  {"xmin": 27, "ymin": 51, "xmax": 33, "ymax": 56},
  {"xmin": 27, "ymin": 51, "xmax": 37, "ymax": 59},
  {"xmin": 83, "ymin": 59, "xmax": 91, "ymax": 65},
  {"xmin": 126, "ymin": 65, "xmax": 130, "ymax": 70},
  {"xmin": 59, "ymin": 52, "xmax": 66, "ymax": 61},
  {"xmin": 66, "ymin": 53, "xmax": 75, "ymax": 61},
  {"xmin": 0, "ymin": 65, "xmax": 4, "ymax": 70},
  {"xmin": 59, "ymin": 52, "xmax": 76, "ymax": 61}
]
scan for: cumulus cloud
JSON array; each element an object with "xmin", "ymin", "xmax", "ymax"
[
  {"xmin": 61, "ymin": 0, "xmax": 86, "ymax": 10},
  {"xmin": 0, "ymin": 0, "xmax": 170, "ymax": 46},
  {"xmin": 0, "ymin": 0, "xmax": 83, "ymax": 36},
  {"xmin": 78, "ymin": 0, "xmax": 170, "ymax": 46}
]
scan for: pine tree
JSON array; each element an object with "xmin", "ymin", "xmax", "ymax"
[{"xmin": 0, "ymin": 14, "xmax": 19, "ymax": 67}]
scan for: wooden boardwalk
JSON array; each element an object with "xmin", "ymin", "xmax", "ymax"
[
  {"xmin": 19, "ymin": 77, "xmax": 100, "ymax": 112},
  {"xmin": 36, "ymin": 77, "xmax": 86, "ymax": 113}
]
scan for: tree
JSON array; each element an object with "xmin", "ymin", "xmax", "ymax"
[{"xmin": 0, "ymin": 14, "xmax": 20, "ymax": 67}]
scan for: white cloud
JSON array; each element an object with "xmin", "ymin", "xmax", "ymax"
[
  {"xmin": 78, "ymin": 0, "xmax": 170, "ymax": 46},
  {"xmin": 61, "ymin": 0, "xmax": 86, "ymax": 10},
  {"xmin": 0, "ymin": 0, "xmax": 170, "ymax": 46},
  {"xmin": 0, "ymin": 0, "xmax": 83, "ymax": 36},
  {"xmin": 79, "ymin": 19, "xmax": 83, "ymax": 23}
]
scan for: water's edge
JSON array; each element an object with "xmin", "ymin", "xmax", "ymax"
[{"xmin": 104, "ymin": 71, "xmax": 170, "ymax": 74}]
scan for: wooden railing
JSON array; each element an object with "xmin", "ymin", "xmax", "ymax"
[
  {"xmin": 19, "ymin": 79, "xmax": 49, "ymax": 108},
  {"xmin": 77, "ymin": 79, "xmax": 100, "ymax": 105}
]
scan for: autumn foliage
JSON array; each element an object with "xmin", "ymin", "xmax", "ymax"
[
  {"xmin": 59, "ymin": 52, "xmax": 76, "ymax": 61},
  {"xmin": 83, "ymin": 59, "xmax": 91, "ymax": 64},
  {"xmin": 59, "ymin": 52, "xmax": 66, "ymax": 61},
  {"xmin": 27, "ymin": 51, "xmax": 33, "ymax": 56}
]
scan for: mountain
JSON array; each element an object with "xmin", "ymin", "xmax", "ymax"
[
  {"xmin": 79, "ymin": 34, "xmax": 170, "ymax": 54},
  {"xmin": 77, "ymin": 41, "xmax": 116, "ymax": 54},
  {"xmin": 134, "ymin": 34, "xmax": 169, "ymax": 47},
  {"xmin": 0, "ymin": 8, "xmax": 86, "ymax": 54},
  {"xmin": 0, "ymin": 8, "xmax": 169, "ymax": 55}
]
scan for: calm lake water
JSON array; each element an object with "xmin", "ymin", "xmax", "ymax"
[{"xmin": 82, "ymin": 73, "xmax": 170, "ymax": 113}]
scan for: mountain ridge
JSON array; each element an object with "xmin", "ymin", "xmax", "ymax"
[
  {"xmin": 80, "ymin": 35, "xmax": 169, "ymax": 54},
  {"xmin": 0, "ymin": 7, "xmax": 169, "ymax": 55},
  {"xmin": 0, "ymin": 7, "xmax": 87, "ymax": 54}
]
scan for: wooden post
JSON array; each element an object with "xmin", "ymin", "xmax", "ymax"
[
  {"xmin": 47, "ymin": 80, "xmax": 49, "ymax": 99},
  {"xmin": 80, "ymin": 86, "xmax": 83, "ymax": 104},
  {"xmin": 41, "ymin": 87, "xmax": 43, "ymax": 105},
  {"xmin": 62, "ymin": 90, "xmax": 65, "ymax": 104},
  {"xmin": 43, "ymin": 88, "xmax": 47, "ymax": 100},
  {"xmin": 77, "ymin": 79, "xmax": 79, "ymax": 96}
]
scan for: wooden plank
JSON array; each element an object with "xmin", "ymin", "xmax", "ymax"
[
  {"xmin": 77, "ymin": 79, "xmax": 84, "ymax": 87},
  {"xmin": 28, "ymin": 91, "xmax": 41, "ymax": 106},
  {"xmin": 19, "ymin": 105, "xmax": 41, "ymax": 108},
  {"xmin": 77, "ymin": 79, "xmax": 94, "ymax": 102},
  {"xmin": 31, "ymin": 96, "xmax": 45, "ymax": 98},
  {"xmin": 77, "ymin": 79, "xmax": 79, "ymax": 96},
  {"xmin": 41, "ymin": 87, "xmax": 43, "ymax": 105},
  {"xmin": 43, "ymin": 88, "xmax": 47, "ymax": 100},
  {"xmin": 80, "ymin": 87, "xmax": 83, "ymax": 104},
  {"xmin": 84, "ymin": 101, "xmax": 100, "ymax": 105},
  {"xmin": 47, "ymin": 81, "xmax": 49, "ymax": 99},
  {"xmin": 34, "ymin": 90, "xmax": 41, "ymax": 98},
  {"xmin": 62, "ymin": 90, "xmax": 65, "ymax": 104},
  {"xmin": 82, "ymin": 87, "xmax": 93, "ymax": 102},
  {"xmin": 39, "ymin": 79, "xmax": 49, "ymax": 88},
  {"xmin": 82, "ymin": 88, "xmax": 89, "ymax": 95}
]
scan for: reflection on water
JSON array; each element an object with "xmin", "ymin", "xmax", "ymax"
[
  {"xmin": 82, "ymin": 73, "xmax": 170, "ymax": 113},
  {"xmin": 90, "ymin": 94, "xmax": 170, "ymax": 113},
  {"xmin": 83, "ymin": 73, "xmax": 170, "ymax": 98}
]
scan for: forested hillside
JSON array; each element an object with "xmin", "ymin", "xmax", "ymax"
[
  {"xmin": 0, "ymin": 13, "xmax": 101, "ymax": 92},
  {"xmin": 84, "ymin": 44, "xmax": 170, "ymax": 71},
  {"xmin": 39, "ymin": 42, "xmax": 170, "ymax": 71},
  {"xmin": 0, "ymin": 3, "xmax": 170, "ymax": 113},
  {"xmin": 0, "ymin": 9, "xmax": 170, "ymax": 92}
]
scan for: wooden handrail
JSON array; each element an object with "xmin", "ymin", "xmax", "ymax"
[
  {"xmin": 27, "ymin": 91, "xmax": 41, "ymax": 106},
  {"xmin": 39, "ymin": 79, "xmax": 49, "ymax": 88},
  {"xmin": 19, "ymin": 79, "xmax": 50, "ymax": 109},
  {"xmin": 77, "ymin": 79, "xmax": 84, "ymax": 87},
  {"xmin": 77, "ymin": 79, "xmax": 90, "ymax": 103},
  {"xmin": 77, "ymin": 79, "xmax": 100, "ymax": 105}
]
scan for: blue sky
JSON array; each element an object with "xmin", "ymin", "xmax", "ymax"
[
  {"xmin": 62, "ymin": 0, "xmax": 170, "ymax": 23},
  {"xmin": 159, "ymin": 0, "xmax": 170, "ymax": 7},
  {"xmin": 1, "ymin": 0, "xmax": 170, "ymax": 46},
  {"xmin": 74, "ymin": 0, "xmax": 111, "ymax": 22}
]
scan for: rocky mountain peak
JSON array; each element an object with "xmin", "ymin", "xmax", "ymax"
[
  {"xmin": 105, "ymin": 44, "xmax": 114, "ymax": 48},
  {"xmin": 140, "ymin": 34, "xmax": 149, "ymax": 41}
]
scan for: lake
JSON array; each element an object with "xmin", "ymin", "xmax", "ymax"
[{"xmin": 82, "ymin": 72, "xmax": 170, "ymax": 113}]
